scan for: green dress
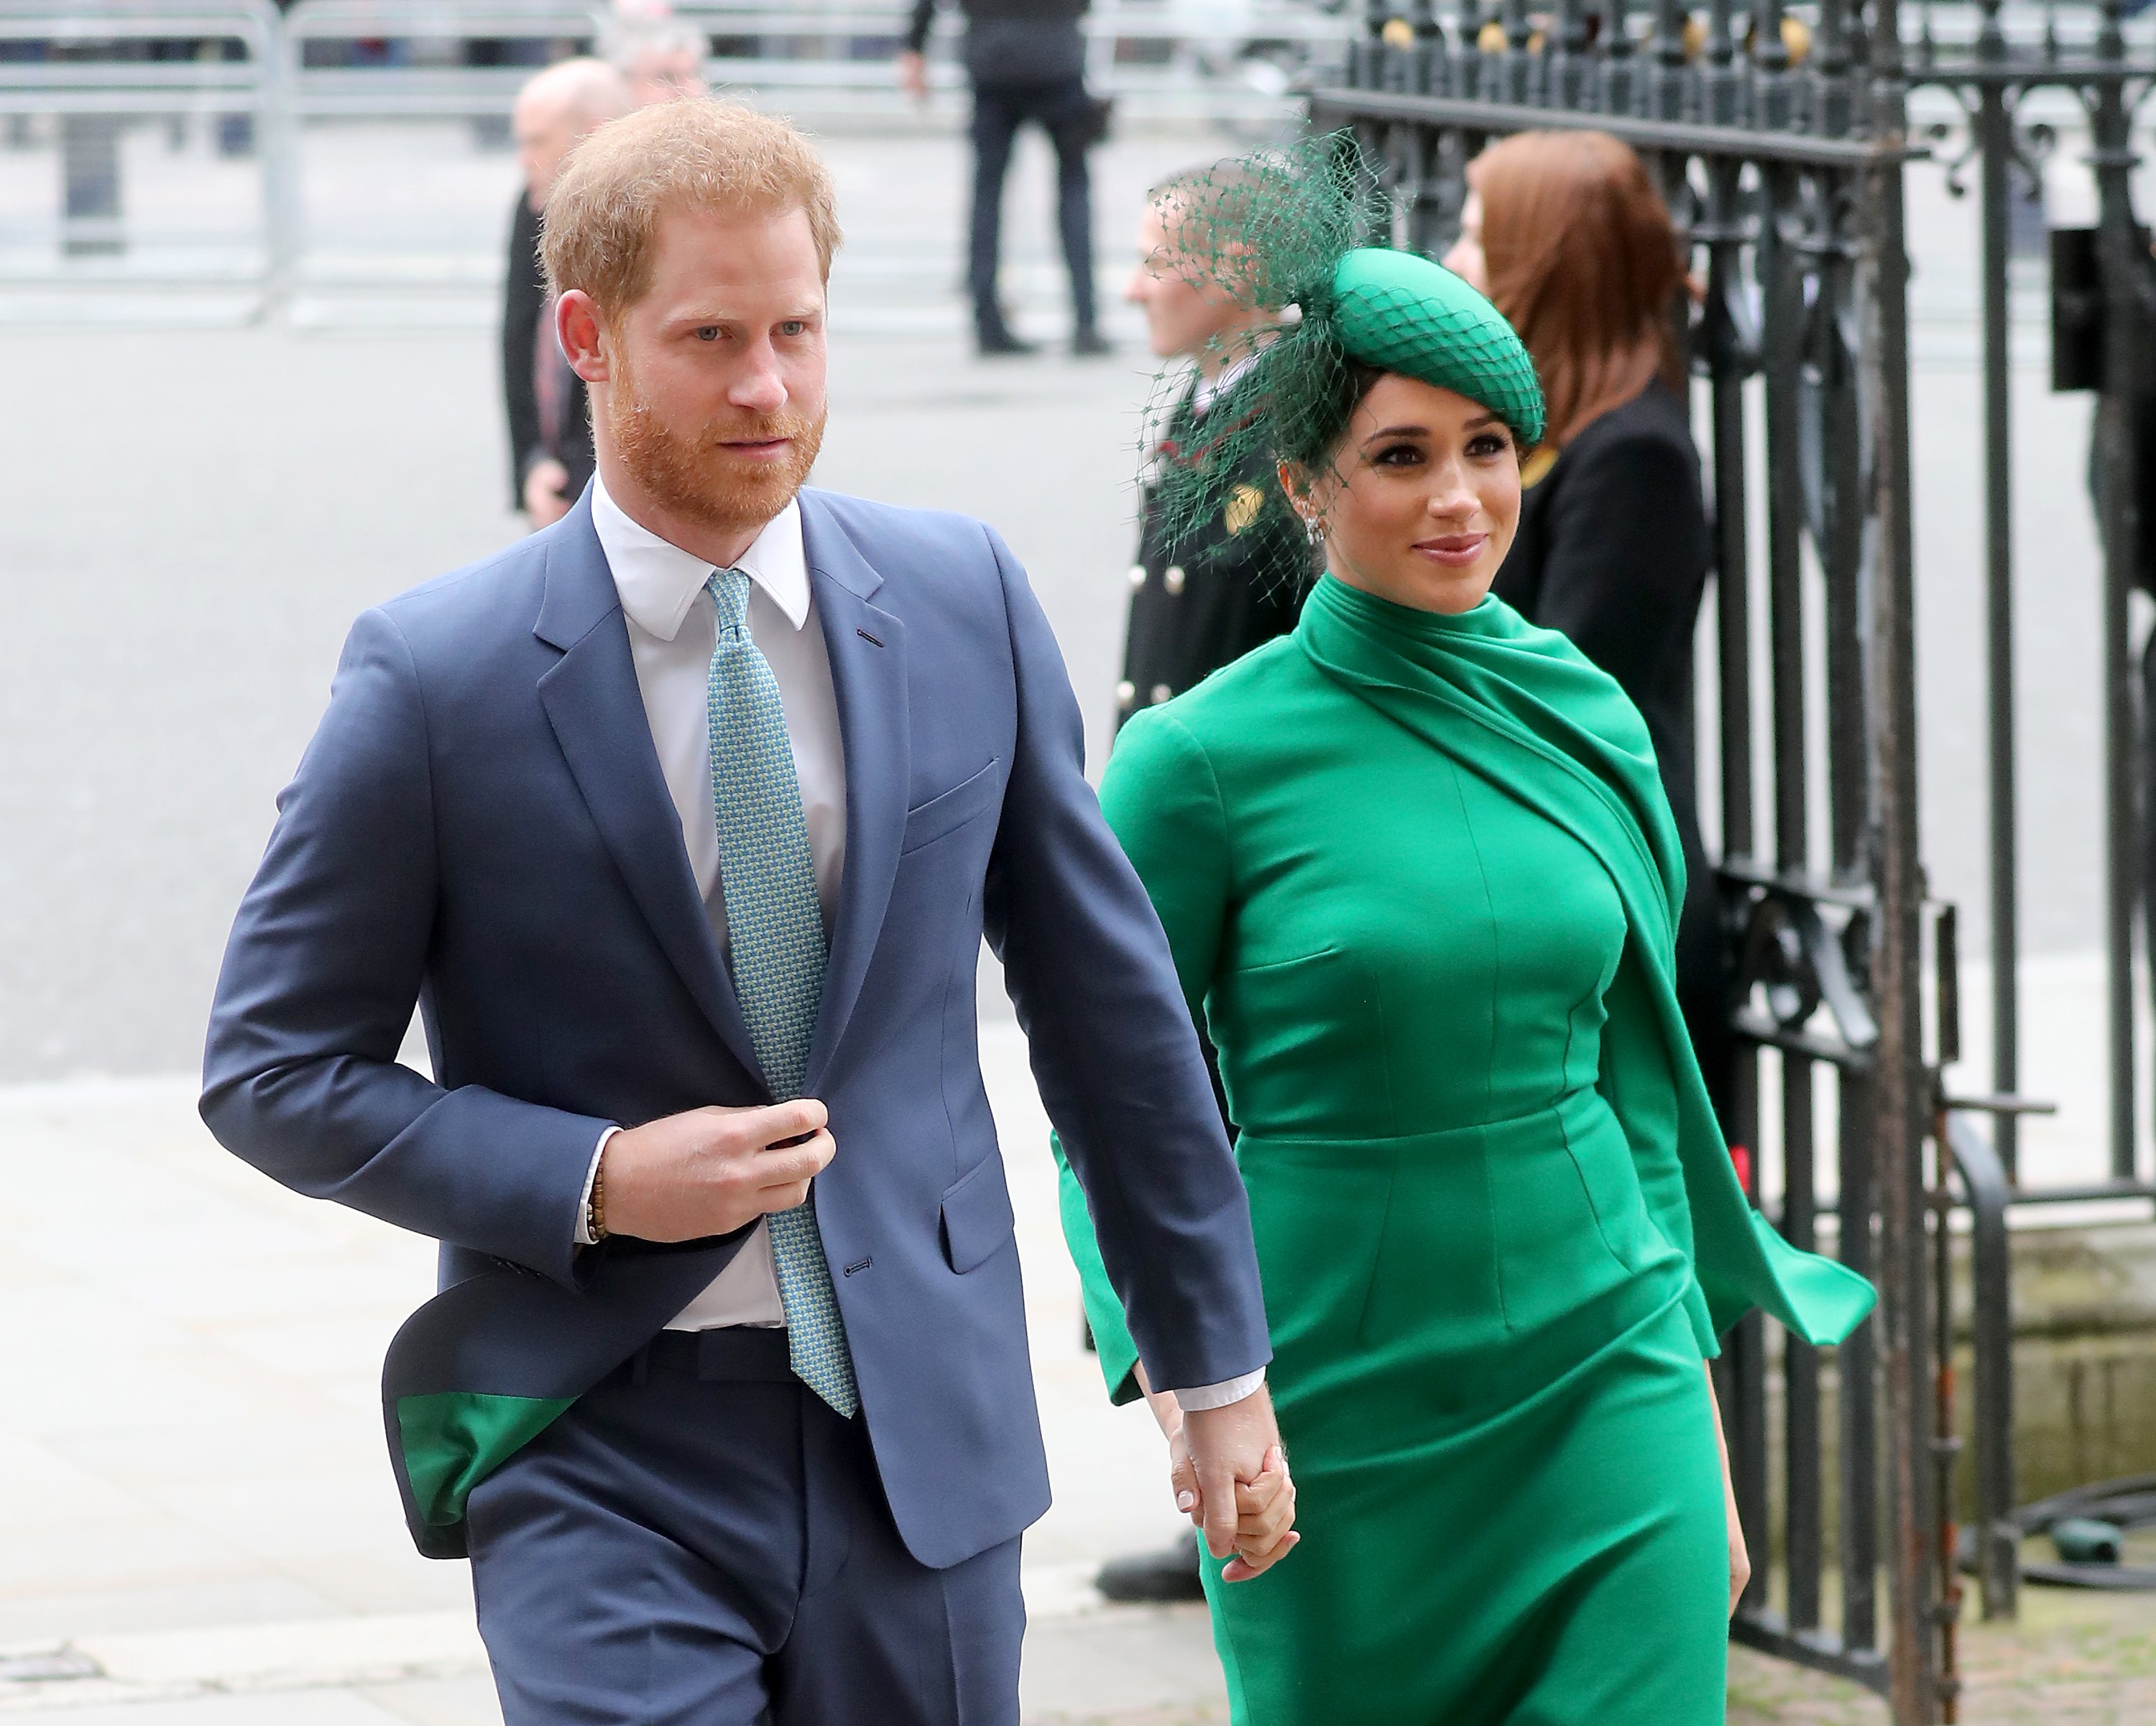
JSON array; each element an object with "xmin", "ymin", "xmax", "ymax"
[{"xmin": 1056, "ymin": 575, "xmax": 1872, "ymax": 1726}]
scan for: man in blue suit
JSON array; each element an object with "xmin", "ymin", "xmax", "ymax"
[{"xmin": 201, "ymin": 100, "xmax": 1293, "ymax": 1725}]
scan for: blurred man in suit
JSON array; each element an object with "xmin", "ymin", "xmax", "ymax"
[
  {"xmin": 896, "ymin": 0, "xmax": 1106, "ymax": 357},
  {"xmin": 503, "ymin": 58, "xmax": 632, "ymax": 528}
]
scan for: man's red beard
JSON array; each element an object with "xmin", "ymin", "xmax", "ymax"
[{"xmin": 607, "ymin": 350, "xmax": 826, "ymax": 538}]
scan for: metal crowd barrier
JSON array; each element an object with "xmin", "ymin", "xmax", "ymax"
[
  {"xmin": 0, "ymin": 0, "xmax": 1347, "ymax": 317},
  {"xmin": 0, "ymin": 0, "xmax": 286, "ymax": 295},
  {"xmin": 273, "ymin": 0, "xmax": 1353, "ymax": 121},
  {"xmin": 282, "ymin": 0, "xmax": 602, "ymax": 120}
]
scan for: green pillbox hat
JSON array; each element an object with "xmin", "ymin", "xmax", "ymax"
[{"xmin": 1329, "ymin": 247, "xmax": 1547, "ymax": 447}]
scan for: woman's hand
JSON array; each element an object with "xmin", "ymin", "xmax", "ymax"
[
  {"xmin": 1703, "ymin": 1362, "xmax": 1751, "ymax": 1616},
  {"xmin": 1723, "ymin": 1454, "xmax": 1752, "ymax": 1616}
]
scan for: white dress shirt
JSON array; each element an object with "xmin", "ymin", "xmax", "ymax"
[{"xmin": 579, "ymin": 477, "xmax": 1261, "ymax": 1407}]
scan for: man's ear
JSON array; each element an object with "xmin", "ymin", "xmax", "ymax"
[{"xmin": 558, "ymin": 290, "xmax": 611, "ymax": 385}]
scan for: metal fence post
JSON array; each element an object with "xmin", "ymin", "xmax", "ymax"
[
  {"xmin": 1864, "ymin": 1, "xmax": 1940, "ymax": 1717},
  {"xmin": 2089, "ymin": 0, "xmax": 2148, "ymax": 1188}
]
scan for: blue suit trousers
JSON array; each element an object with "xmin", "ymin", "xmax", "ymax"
[{"xmin": 468, "ymin": 1332, "xmax": 1023, "ymax": 1725}]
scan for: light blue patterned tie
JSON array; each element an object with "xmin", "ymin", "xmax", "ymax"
[{"xmin": 705, "ymin": 567, "xmax": 860, "ymax": 1418}]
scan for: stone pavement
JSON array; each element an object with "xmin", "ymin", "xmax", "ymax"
[{"xmin": 1726, "ymin": 1585, "xmax": 2156, "ymax": 1725}]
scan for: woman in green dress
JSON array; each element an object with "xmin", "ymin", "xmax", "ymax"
[{"xmin": 1055, "ymin": 151, "xmax": 1874, "ymax": 1725}]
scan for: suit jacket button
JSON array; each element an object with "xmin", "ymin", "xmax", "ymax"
[
  {"xmin": 1150, "ymin": 683, "xmax": 1173, "ymax": 704},
  {"xmin": 1116, "ymin": 679, "xmax": 1136, "ymax": 710},
  {"xmin": 1164, "ymin": 564, "xmax": 1187, "ymax": 595},
  {"xmin": 1127, "ymin": 564, "xmax": 1147, "ymax": 591}
]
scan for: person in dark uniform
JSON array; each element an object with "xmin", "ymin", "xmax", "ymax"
[
  {"xmin": 1448, "ymin": 129, "xmax": 1734, "ymax": 1133},
  {"xmin": 1115, "ymin": 167, "xmax": 1311, "ymax": 730},
  {"xmin": 1092, "ymin": 164, "xmax": 1314, "ymax": 1605},
  {"xmin": 897, "ymin": 0, "xmax": 1106, "ymax": 357}
]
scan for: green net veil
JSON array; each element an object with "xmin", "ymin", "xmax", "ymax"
[{"xmin": 1139, "ymin": 132, "xmax": 1547, "ymax": 554}]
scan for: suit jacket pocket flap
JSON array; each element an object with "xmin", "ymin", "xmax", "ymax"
[
  {"xmin": 940, "ymin": 1157, "xmax": 1016, "ymax": 1273},
  {"xmin": 900, "ymin": 758, "xmax": 1003, "ymax": 855}
]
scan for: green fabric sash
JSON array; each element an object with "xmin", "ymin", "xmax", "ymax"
[
  {"xmin": 395, "ymin": 1391, "xmax": 578, "ymax": 1531},
  {"xmin": 1294, "ymin": 574, "xmax": 1873, "ymax": 1349}
]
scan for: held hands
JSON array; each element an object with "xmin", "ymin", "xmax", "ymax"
[
  {"xmin": 1143, "ymin": 1377, "xmax": 1299, "ymax": 1582},
  {"xmin": 599, "ymin": 1100, "xmax": 835, "ymax": 1243}
]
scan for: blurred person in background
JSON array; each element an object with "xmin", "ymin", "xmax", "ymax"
[
  {"xmin": 1113, "ymin": 163, "xmax": 1312, "ymax": 736},
  {"xmin": 896, "ymin": 0, "xmax": 1107, "ymax": 357},
  {"xmin": 607, "ymin": 13, "xmax": 710, "ymax": 106},
  {"xmin": 504, "ymin": 57, "xmax": 633, "ymax": 530},
  {"xmin": 1446, "ymin": 130, "xmax": 1736, "ymax": 1137},
  {"xmin": 1092, "ymin": 160, "xmax": 1315, "ymax": 1605}
]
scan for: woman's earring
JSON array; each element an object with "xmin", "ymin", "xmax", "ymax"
[{"xmin": 1302, "ymin": 514, "xmax": 1323, "ymax": 547}]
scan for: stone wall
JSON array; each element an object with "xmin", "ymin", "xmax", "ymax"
[{"xmin": 1753, "ymin": 1219, "xmax": 2155, "ymax": 1560}]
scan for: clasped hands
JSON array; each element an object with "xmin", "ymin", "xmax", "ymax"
[{"xmin": 1139, "ymin": 1369, "xmax": 1300, "ymax": 1582}]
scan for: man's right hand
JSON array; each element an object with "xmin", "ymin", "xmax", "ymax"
[
  {"xmin": 522, "ymin": 458, "xmax": 571, "ymax": 527},
  {"xmin": 599, "ymin": 1100, "xmax": 835, "ymax": 1243},
  {"xmin": 895, "ymin": 49, "xmax": 929, "ymax": 102}
]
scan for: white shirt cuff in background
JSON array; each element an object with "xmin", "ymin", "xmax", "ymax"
[
  {"xmin": 573, "ymin": 1126, "xmax": 620, "ymax": 1248},
  {"xmin": 1171, "ymin": 1369, "xmax": 1266, "ymax": 1413}
]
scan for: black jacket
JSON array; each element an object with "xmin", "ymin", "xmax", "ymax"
[
  {"xmin": 906, "ymin": 0, "xmax": 1087, "ymax": 81},
  {"xmin": 1493, "ymin": 382, "xmax": 1733, "ymax": 1114},
  {"xmin": 1117, "ymin": 384, "xmax": 1312, "ymax": 733},
  {"xmin": 501, "ymin": 190, "xmax": 594, "ymax": 512},
  {"xmin": 1496, "ymin": 382, "xmax": 1708, "ymax": 816}
]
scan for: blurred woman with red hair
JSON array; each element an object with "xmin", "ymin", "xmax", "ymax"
[{"xmin": 1447, "ymin": 130, "xmax": 1732, "ymax": 1129}]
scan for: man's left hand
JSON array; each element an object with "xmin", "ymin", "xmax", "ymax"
[{"xmin": 1174, "ymin": 1385, "xmax": 1299, "ymax": 1581}]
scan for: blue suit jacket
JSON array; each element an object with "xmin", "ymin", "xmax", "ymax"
[{"xmin": 201, "ymin": 489, "xmax": 1269, "ymax": 1563}]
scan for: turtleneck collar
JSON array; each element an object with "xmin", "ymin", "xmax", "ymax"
[{"xmin": 1300, "ymin": 571, "xmax": 1503, "ymax": 647}]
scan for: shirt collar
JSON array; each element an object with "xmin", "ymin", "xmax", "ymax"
[{"xmin": 591, "ymin": 475, "xmax": 811, "ymax": 643}]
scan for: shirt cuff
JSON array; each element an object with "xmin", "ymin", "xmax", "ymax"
[
  {"xmin": 573, "ymin": 1126, "xmax": 619, "ymax": 1248},
  {"xmin": 1169, "ymin": 1369, "xmax": 1266, "ymax": 1413}
]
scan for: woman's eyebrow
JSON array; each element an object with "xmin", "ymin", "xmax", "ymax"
[{"xmin": 1362, "ymin": 423, "xmax": 1429, "ymax": 441}]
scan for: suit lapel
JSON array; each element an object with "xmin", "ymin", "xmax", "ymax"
[
  {"xmin": 532, "ymin": 500, "xmax": 767, "ymax": 1091},
  {"xmin": 798, "ymin": 493, "xmax": 908, "ymax": 1093}
]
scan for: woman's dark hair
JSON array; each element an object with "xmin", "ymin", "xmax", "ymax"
[{"xmin": 1275, "ymin": 355, "xmax": 1390, "ymax": 479}]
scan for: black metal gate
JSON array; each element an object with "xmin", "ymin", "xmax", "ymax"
[{"xmin": 1310, "ymin": 4, "xmax": 2156, "ymax": 1721}]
